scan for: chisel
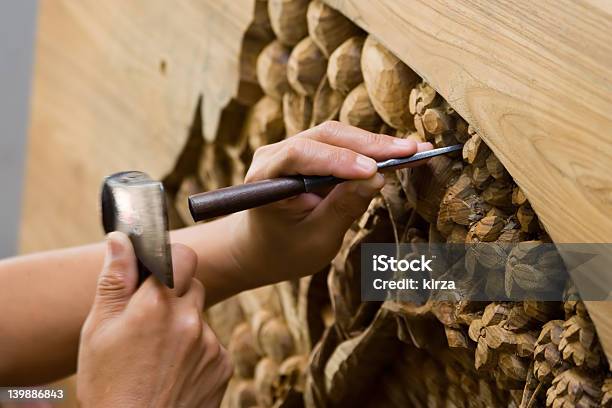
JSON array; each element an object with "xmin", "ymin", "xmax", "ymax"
[{"xmin": 189, "ymin": 144, "xmax": 463, "ymax": 222}]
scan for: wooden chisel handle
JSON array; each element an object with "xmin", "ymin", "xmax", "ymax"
[{"xmin": 188, "ymin": 175, "xmax": 343, "ymax": 221}]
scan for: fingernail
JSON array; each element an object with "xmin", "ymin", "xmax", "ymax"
[
  {"xmin": 418, "ymin": 142, "xmax": 434, "ymax": 150},
  {"xmin": 106, "ymin": 232, "xmax": 124, "ymax": 261},
  {"xmin": 393, "ymin": 137, "xmax": 416, "ymax": 146},
  {"xmin": 356, "ymin": 173, "xmax": 385, "ymax": 198},
  {"xmin": 355, "ymin": 155, "xmax": 377, "ymax": 173}
]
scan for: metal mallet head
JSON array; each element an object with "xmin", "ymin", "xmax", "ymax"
[{"xmin": 101, "ymin": 171, "xmax": 174, "ymax": 288}]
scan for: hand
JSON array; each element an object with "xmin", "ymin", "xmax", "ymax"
[
  {"xmin": 77, "ymin": 232, "xmax": 232, "ymax": 407},
  {"xmin": 230, "ymin": 121, "xmax": 433, "ymax": 287}
]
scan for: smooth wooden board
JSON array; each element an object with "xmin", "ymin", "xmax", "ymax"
[
  {"xmin": 324, "ymin": 0, "xmax": 612, "ymax": 363},
  {"xmin": 21, "ymin": 1, "xmax": 254, "ymax": 252}
]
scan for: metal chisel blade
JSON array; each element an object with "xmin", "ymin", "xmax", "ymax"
[{"xmin": 377, "ymin": 144, "xmax": 463, "ymax": 171}]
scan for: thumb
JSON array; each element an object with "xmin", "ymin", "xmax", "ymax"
[
  {"xmin": 90, "ymin": 231, "xmax": 139, "ymax": 320},
  {"xmin": 307, "ymin": 173, "xmax": 385, "ymax": 238}
]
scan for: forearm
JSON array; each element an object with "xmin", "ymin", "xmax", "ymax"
[
  {"xmin": 0, "ymin": 122, "xmax": 420, "ymax": 386},
  {"xmin": 171, "ymin": 213, "xmax": 258, "ymax": 305},
  {"xmin": 0, "ymin": 216, "xmax": 248, "ymax": 385},
  {"xmin": 0, "ymin": 243, "xmax": 103, "ymax": 385},
  {"xmin": 174, "ymin": 210, "xmax": 314, "ymax": 302}
]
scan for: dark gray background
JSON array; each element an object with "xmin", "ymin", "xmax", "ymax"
[{"xmin": 0, "ymin": 1, "xmax": 37, "ymax": 257}]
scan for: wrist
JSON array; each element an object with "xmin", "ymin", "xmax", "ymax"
[
  {"xmin": 228, "ymin": 210, "xmax": 329, "ymax": 285},
  {"xmin": 228, "ymin": 210, "xmax": 296, "ymax": 288},
  {"xmin": 227, "ymin": 211, "xmax": 266, "ymax": 284},
  {"xmin": 171, "ymin": 217, "xmax": 256, "ymax": 304}
]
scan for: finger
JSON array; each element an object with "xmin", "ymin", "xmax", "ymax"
[
  {"xmin": 169, "ymin": 243, "xmax": 198, "ymax": 297},
  {"xmin": 298, "ymin": 121, "xmax": 418, "ymax": 161},
  {"xmin": 259, "ymin": 193, "xmax": 323, "ymax": 220},
  {"xmin": 419, "ymin": 141, "xmax": 434, "ymax": 151},
  {"xmin": 131, "ymin": 243, "xmax": 197, "ymax": 305},
  {"xmin": 407, "ymin": 141, "xmax": 434, "ymax": 167},
  {"xmin": 381, "ymin": 142, "xmax": 433, "ymax": 172},
  {"xmin": 245, "ymin": 137, "xmax": 378, "ymax": 182},
  {"xmin": 197, "ymin": 325, "xmax": 232, "ymax": 407},
  {"xmin": 306, "ymin": 173, "xmax": 385, "ymax": 237},
  {"xmin": 180, "ymin": 278, "xmax": 206, "ymax": 311},
  {"xmin": 262, "ymin": 143, "xmax": 432, "ymax": 218},
  {"xmin": 198, "ymin": 323, "xmax": 226, "ymax": 374},
  {"xmin": 90, "ymin": 231, "xmax": 139, "ymax": 320}
]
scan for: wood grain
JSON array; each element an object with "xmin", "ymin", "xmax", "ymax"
[
  {"xmin": 21, "ymin": 1, "xmax": 255, "ymax": 252},
  {"xmin": 324, "ymin": 0, "xmax": 612, "ymax": 363}
]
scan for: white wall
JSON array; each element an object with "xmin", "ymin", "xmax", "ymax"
[{"xmin": 0, "ymin": 1, "xmax": 37, "ymax": 257}]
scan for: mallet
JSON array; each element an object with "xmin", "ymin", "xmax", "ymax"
[{"xmin": 101, "ymin": 171, "xmax": 174, "ymax": 288}]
